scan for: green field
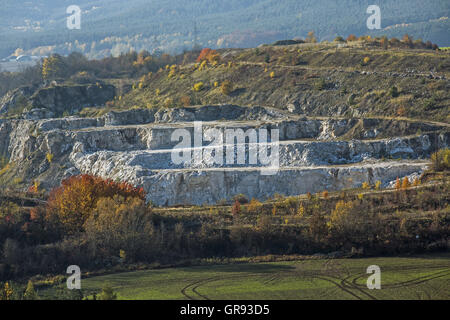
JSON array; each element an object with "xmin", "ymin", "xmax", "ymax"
[{"xmin": 43, "ymin": 255, "xmax": 450, "ymax": 300}]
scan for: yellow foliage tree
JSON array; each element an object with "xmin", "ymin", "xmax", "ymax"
[
  {"xmin": 402, "ymin": 177, "xmax": 410, "ymax": 189},
  {"xmin": 328, "ymin": 200, "xmax": 354, "ymax": 230},
  {"xmin": 221, "ymin": 80, "xmax": 233, "ymax": 95}
]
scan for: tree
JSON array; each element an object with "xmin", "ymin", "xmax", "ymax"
[
  {"xmin": 306, "ymin": 31, "xmax": 317, "ymax": 43},
  {"xmin": 430, "ymin": 149, "xmax": 450, "ymax": 171},
  {"xmin": 42, "ymin": 54, "xmax": 65, "ymax": 80},
  {"xmin": 23, "ymin": 281, "xmax": 38, "ymax": 300},
  {"xmin": 402, "ymin": 34, "xmax": 413, "ymax": 47},
  {"xmin": 380, "ymin": 36, "xmax": 388, "ymax": 49},
  {"xmin": 196, "ymin": 48, "xmax": 220, "ymax": 65},
  {"xmin": 309, "ymin": 210, "xmax": 327, "ymax": 241},
  {"xmin": 346, "ymin": 34, "xmax": 357, "ymax": 42},
  {"xmin": 84, "ymin": 196, "xmax": 153, "ymax": 261},
  {"xmin": 328, "ymin": 200, "xmax": 354, "ymax": 231},
  {"xmin": 0, "ymin": 282, "xmax": 14, "ymax": 300},
  {"xmin": 395, "ymin": 177, "xmax": 401, "ymax": 190},
  {"xmin": 47, "ymin": 175, "xmax": 145, "ymax": 234},
  {"xmin": 402, "ymin": 177, "xmax": 410, "ymax": 189},
  {"xmin": 389, "ymin": 86, "xmax": 399, "ymax": 97},
  {"xmin": 231, "ymin": 200, "xmax": 241, "ymax": 217}
]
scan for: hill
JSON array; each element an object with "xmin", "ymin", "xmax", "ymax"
[
  {"xmin": 111, "ymin": 42, "xmax": 450, "ymax": 123},
  {"xmin": 1, "ymin": 0, "xmax": 449, "ymax": 58}
]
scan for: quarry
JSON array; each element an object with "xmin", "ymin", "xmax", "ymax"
[{"xmin": 0, "ymin": 104, "xmax": 448, "ymax": 205}]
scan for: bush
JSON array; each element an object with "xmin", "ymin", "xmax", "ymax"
[
  {"xmin": 430, "ymin": 149, "xmax": 450, "ymax": 171},
  {"xmin": 193, "ymin": 82, "xmax": 204, "ymax": 92},
  {"xmin": 220, "ymin": 80, "xmax": 233, "ymax": 95},
  {"xmin": 315, "ymin": 78, "xmax": 326, "ymax": 91},
  {"xmin": 389, "ymin": 86, "xmax": 399, "ymax": 98},
  {"xmin": 233, "ymin": 194, "xmax": 249, "ymax": 204},
  {"xmin": 180, "ymin": 95, "xmax": 191, "ymax": 107}
]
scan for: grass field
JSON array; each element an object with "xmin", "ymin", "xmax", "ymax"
[{"xmin": 43, "ymin": 254, "xmax": 450, "ymax": 300}]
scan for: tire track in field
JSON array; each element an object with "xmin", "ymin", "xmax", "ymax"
[
  {"xmin": 180, "ymin": 274, "xmax": 264, "ymax": 300},
  {"xmin": 181, "ymin": 278, "xmax": 211, "ymax": 300},
  {"xmin": 340, "ymin": 274, "xmax": 377, "ymax": 300},
  {"xmin": 313, "ymin": 275, "xmax": 363, "ymax": 300}
]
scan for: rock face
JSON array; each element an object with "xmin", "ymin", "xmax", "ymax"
[
  {"xmin": 0, "ymin": 85, "xmax": 37, "ymax": 115},
  {"xmin": 0, "ymin": 83, "xmax": 115, "ymax": 119},
  {"xmin": 0, "ymin": 105, "xmax": 448, "ymax": 205}
]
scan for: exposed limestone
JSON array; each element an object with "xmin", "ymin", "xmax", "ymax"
[{"xmin": 0, "ymin": 104, "xmax": 448, "ymax": 205}]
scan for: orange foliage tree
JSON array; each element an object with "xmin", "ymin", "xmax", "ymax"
[
  {"xmin": 196, "ymin": 48, "xmax": 220, "ymax": 65},
  {"xmin": 46, "ymin": 174, "xmax": 145, "ymax": 234}
]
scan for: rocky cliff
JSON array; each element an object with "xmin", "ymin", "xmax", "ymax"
[
  {"xmin": 0, "ymin": 83, "xmax": 115, "ymax": 119},
  {"xmin": 0, "ymin": 104, "xmax": 448, "ymax": 205}
]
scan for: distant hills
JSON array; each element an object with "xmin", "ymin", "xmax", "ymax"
[{"xmin": 0, "ymin": 0, "xmax": 449, "ymax": 58}]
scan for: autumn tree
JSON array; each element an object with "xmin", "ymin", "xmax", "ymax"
[
  {"xmin": 402, "ymin": 177, "xmax": 410, "ymax": 189},
  {"xmin": 42, "ymin": 54, "xmax": 65, "ymax": 80},
  {"xmin": 328, "ymin": 200, "xmax": 354, "ymax": 232},
  {"xmin": 196, "ymin": 48, "xmax": 221, "ymax": 65},
  {"xmin": 346, "ymin": 34, "xmax": 357, "ymax": 42},
  {"xmin": 84, "ymin": 195, "xmax": 153, "ymax": 261},
  {"xmin": 46, "ymin": 175, "xmax": 145, "ymax": 234},
  {"xmin": 395, "ymin": 177, "xmax": 402, "ymax": 190},
  {"xmin": 430, "ymin": 148, "xmax": 450, "ymax": 171},
  {"xmin": 231, "ymin": 200, "xmax": 241, "ymax": 217},
  {"xmin": 306, "ymin": 31, "xmax": 317, "ymax": 43},
  {"xmin": 402, "ymin": 34, "xmax": 413, "ymax": 47}
]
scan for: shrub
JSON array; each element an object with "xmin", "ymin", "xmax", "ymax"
[
  {"xmin": 164, "ymin": 97, "xmax": 174, "ymax": 108},
  {"xmin": 180, "ymin": 95, "xmax": 191, "ymax": 107},
  {"xmin": 233, "ymin": 194, "xmax": 249, "ymax": 204},
  {"xmin": 247, "ymin": 198, "xmax": 263, "ymax": 214},
  {"xmin": 220, "ymin": 80, "xmax": 233, "ymax": 95},
  {"xmin": 231, "ymin": 200, "xmax": 241, "ymax": 217},
  {"xmin": 389, "ymin": 86, "xmax": 399, "ymax": 98},
  {"xmin": 362, "ymin": 56, "xmax": 370, "ymax": 65},
  {"xmin": 97, "ymin": 284, "xmax": 117, "ymax": 300},
  {"xmin": 46, "ymin": 153, "xmax": 54, "ymax": 163},
  {"xmin": 375, "ymin": 181, "xmax": 382, "ymax": 190},
  {"xmin": 193, "ymin": 82, "xmax": 204, "ymax": 92},
  {"xmin": 396, "ymin": 105, "xmax": 407, "ymax": 117},
  {"xmin": 315, "ymin": 78, "xmax": 326, "ymax": 90}
]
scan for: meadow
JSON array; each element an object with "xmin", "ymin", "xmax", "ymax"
[{"xmin": 42, "ymin": 254, "xmax": 450, "ymax": 300}]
